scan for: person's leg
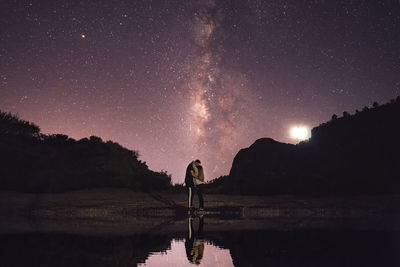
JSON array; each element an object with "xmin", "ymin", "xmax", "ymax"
[
  {"xmin": 197, "ymin": 185, "xmax": 204, "ymax": 209},
  {"xmin": 198, "ymin": 216, "xmax": 204, "ymax": 238},
  {"xmin": 188, "ymin": 215, "xmax": 194, "ymax": 239},
  {"xmin": 188, "ymin": 186, "xmax": 193, "ymax": 209}
]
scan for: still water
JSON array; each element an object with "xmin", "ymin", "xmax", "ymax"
[
  {"xmin": 1, "ymin": 215, "xmax": 399, "ymax": 266},
  {"xmin": 139, "ymin": 239, "xmax": 234, "ymax": 267}
]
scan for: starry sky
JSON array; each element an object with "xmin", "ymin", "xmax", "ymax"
[{"xmin": 1, "ymin": 0, "xmax": 399, "ymax": 183}]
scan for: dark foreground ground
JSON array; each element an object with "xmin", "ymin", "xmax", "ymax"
[
  {"xmin": 1, "ymin": 188, "xmax": 400, "ymax": 235},
  {"xmin": 1, "ymin": 189, "xmax": 400, "ymax": 266}
]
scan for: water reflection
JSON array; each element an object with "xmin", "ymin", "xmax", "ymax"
[
  {"xmin": 1, "ymin": 216, "xmax": 400, "ymax": 266},
  {"xmin": 139, "ymin": 239, "xmax": 233, "ymax": 267},
  {"xmin": 140, "ymin": 216, "xmax": 234, "ymax": 266},
  {"xmin": 186, "ymin": 215, "xmax": 204, "ymax": 264}
]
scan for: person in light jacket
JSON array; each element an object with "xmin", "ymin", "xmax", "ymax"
[{"xmin": 184, "ymin": 159, "xmax": 205, "ymax": 213}]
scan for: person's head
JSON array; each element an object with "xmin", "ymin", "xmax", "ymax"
[{"xmin": 194, "ymin": 159, "xmax": 201, "ymax": 166}]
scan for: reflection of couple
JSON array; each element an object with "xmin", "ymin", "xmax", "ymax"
[{"xmin": 185, "ymin": 216, "xmax": 205, "ymax": 265}]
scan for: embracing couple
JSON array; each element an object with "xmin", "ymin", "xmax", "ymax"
[{"xmin": 185, "ymin": 159, "xmax": 205, "ymax": 214}]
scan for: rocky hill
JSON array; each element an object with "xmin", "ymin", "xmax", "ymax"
[{"xmin": 209, "ymin": 96, "xmax": 400, "ymax": 195}]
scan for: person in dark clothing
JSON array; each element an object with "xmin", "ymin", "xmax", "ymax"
[
  {"xmin": 185, "ymin": 159, "xmax": 205, "ymax": 213},
  {"xmin": 185, "ymin": 215, "xmax": 205, "ymax": 265}
]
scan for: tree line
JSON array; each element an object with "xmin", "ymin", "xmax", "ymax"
[
  {"xmin": 0, "ymin": 111, "xmax": 172, "ymax": 193},
  {"xmin": 206, "ymin": 96, "xmax": 400, "ymax": 195}
]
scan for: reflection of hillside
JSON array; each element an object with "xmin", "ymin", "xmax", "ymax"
[
  {"xmin": 208, "ymin": 230, "xmax": 400, "ymax": 267},
  {"xmin": 1, "ymin": 228, "xmax": 399, "ymax": 267},
  {"xmin": 0, "ymin": 232, "xmax": 174, "ymax": 267}
]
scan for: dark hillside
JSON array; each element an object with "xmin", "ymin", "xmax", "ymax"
[
  {"xmin": 227, "ymin": 138, "xmax": 300, "ymax": 195},
  {"xmin": 0, "ymin": 111, "xmax": 172, "ymax": 193},
  {"xmin": 208, "ymin": 96, "xmax": 400, "ymax": 195}
]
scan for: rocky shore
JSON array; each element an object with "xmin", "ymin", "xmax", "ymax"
[{"xmin": 1, "ymin": 188, "xmax": 400, "ymax": 235}]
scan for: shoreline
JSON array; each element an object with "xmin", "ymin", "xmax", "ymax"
[{"xmin": 1, "ymin": 188, "xmax": 400, "ymax": 235}]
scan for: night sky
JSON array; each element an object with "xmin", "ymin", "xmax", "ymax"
[{"xmin": 1, "ymin": 0, "xmax": 399, "ymax": 183}]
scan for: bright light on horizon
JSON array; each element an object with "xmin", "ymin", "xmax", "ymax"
[{"xmin": 290, "ymin": 126, "xmax": 310, "ymax": 141}]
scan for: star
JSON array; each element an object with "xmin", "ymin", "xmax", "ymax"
[{"xmin": 0, "ymin": 1, "xmax": 399, "ymax": 182}]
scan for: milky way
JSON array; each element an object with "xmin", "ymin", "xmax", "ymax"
[
  {"xmin": 1, "ymin": 1, "xmax": 399, "ymax": 182},
  {"xmin": 184, "ymin": 0, "xmax": 259, "ymax": 175}
]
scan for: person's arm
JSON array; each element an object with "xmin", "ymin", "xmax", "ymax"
[{"xmin": 190, "ymin": 170, "xmax": 197, "ymax": 178}]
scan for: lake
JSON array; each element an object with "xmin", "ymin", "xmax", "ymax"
[
  {"xmin": 1, "ymin": 191, "xmax": 400, "ymax": 266},
  {"xmin": 1, "ymin": 214, "xmax": 399, "ymax": 266}
]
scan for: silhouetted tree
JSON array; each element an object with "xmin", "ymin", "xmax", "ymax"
[
  {"xmin": 342, "ymin": 111, "xmax": 350, "ymax": 117},
  {"xmin": 372, "ymin": 102, "xmax": 379, "ymax": 108},
  {"xmin": 0, "ymin": 111, "xmax": 40, "ymax": 137},
  {"xmin": 89, "ymin": 136, "xmax": 103, "ymax": 143},
  {"xmin": 0, "ymin": 111, "xmax": 173, "ymax": 193},
  {"xmin": 331, "ymin": 114, "xmax": 338, "ymax": 121},
  {"xmin": 45, "ymin": 134, "xmax": 69, "ymax": 145}
]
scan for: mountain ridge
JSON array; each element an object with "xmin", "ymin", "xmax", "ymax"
[{"xmin": 208, "ymin": 96, "xmax": 400, "ymax": 195}]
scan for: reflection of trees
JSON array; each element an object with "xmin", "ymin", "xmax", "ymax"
[
  {"xmin": 0, "ymin": 232, "xmax": 173, "ymax": 267},
  {"xmin": 2, "ymin": 222, "xmax": 397, "ymax": 266}
]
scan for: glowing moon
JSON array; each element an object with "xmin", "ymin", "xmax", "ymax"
[
  {"xmin": 80, "ymin": 34, "xmax": 86, "ymax": 38},
  {"xmin": 290, "ymin": 126, "xmax": 310, "ymax": 141}
]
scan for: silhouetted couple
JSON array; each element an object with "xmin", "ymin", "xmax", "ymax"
[{"xmin": 185, "ymin": 159, "xmax": 205, "ymax": 213}]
